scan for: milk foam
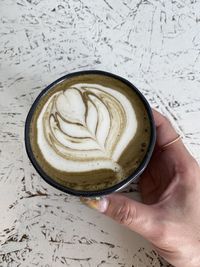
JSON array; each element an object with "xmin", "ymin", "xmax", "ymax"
[{"xmin": 37, "ymin": 83, "xmax": 138, "ymax": 173}]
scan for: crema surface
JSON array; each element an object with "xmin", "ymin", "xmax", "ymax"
[{"xmin": 30, "ymin": 74, "xmax": 151, "ymax": 191}]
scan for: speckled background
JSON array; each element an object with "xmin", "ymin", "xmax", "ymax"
[{"xmin": 0, "ymin": 0, "xmax": 200, "ymax": 266}]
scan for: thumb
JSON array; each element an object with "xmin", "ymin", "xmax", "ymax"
[{"xmin": 81, "ymin": 193, "xmax": 159, "ymax": 240}]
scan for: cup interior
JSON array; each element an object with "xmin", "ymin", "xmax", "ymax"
[{"xmin": 24, "ymin": 70, "xmax": 156, "ymax": 197}]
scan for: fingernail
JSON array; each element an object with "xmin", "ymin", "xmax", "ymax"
[{"xmin": 80, "ymin": 197, "xmax": 108, "ymax": 213}]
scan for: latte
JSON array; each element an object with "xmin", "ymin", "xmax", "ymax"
[{"xmin": 26, "ymin": 72, "xmax": 153, "ymax": 194}]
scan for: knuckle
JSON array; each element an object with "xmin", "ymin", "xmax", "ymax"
[
  {"xmin": 188, "ymin": 158, "xmax": 199, "ymax": 172},
  {"xmin": 178, "ymin": 158, "xmax": 199, "ymax": 184},
  {"xmin": 186, "ymin": 159, "xmax": 199, "ymax": 177},
  {"xmin": 112, "ymin": 200, "xmax": 136, "ymax": 226}
]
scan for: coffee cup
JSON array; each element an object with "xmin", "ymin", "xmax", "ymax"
[{"xmin": 25, "ymin": 71, "xmax": 156, "ymax": 197}]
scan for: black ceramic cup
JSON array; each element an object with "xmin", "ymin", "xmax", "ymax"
[{"xmin": 25, "ymin": 70, "xmax": 156, "ymax": 197}]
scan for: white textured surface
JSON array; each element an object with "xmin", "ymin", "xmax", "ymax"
[{"xmin": 0, "ymin": 0, "xmax": 200, "ymax": 266}]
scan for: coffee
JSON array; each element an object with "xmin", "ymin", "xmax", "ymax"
[{"xmin": 27, "ymin": 72, "xmax": 152, "ymax": 193}]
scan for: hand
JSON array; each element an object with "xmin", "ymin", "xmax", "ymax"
[{"xmin": 81, "ymin": 110, "xmax": 200, "ymax": 267}]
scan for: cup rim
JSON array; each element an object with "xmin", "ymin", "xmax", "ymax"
[{"xmin": 24, "ymin": 70, "xmax": 156, "ymax": 197}]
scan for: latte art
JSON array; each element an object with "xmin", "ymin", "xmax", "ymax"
[
  {"xmin": 26, "ymin": 72, "xmax": 153, "ymax": 193},
  {"xmin": 37, "ymin": 83, "xmax": 137, "ymax": 176}
]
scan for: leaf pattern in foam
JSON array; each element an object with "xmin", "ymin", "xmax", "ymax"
[
  {"xmin": 87, "ymin": 94, "xmax": 111, "ymax": 151},
  {"xmin": 40, "ymin": 83, "xmax": 137, "ymax": 173},
  {"xmin": 56, "ymin": 88, "xmax": 86, "ymax": 125}
]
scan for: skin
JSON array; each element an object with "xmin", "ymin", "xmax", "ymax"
[{"xmin": 81, "ymin": 110, "xmax": 200, "ymax": 267}]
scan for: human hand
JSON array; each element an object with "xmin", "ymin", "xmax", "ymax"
[{"xmin": 81, "ymin": 110, "xmax": 200, "ymax": 267}]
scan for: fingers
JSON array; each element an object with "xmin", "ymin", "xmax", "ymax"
[
  {"xmin": 152, "ymin": 109, "xmax": 179, "ymax": 148},
  {"xmin": 152, "ymin": 109, "xmax": 196, "ymax": 175},
  {"xmin": 81, "ymin": 194, "xmax": 160, "ymax": 240}
]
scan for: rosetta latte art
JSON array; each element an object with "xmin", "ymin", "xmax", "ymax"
[{"xmin": 37, "ymin": 83, "xmax": 137, "ymax": 176}]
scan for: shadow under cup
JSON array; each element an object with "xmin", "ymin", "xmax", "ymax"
[{"xmin": 25, "ymin": 71, "xmax": 156, "ymax": 197}]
